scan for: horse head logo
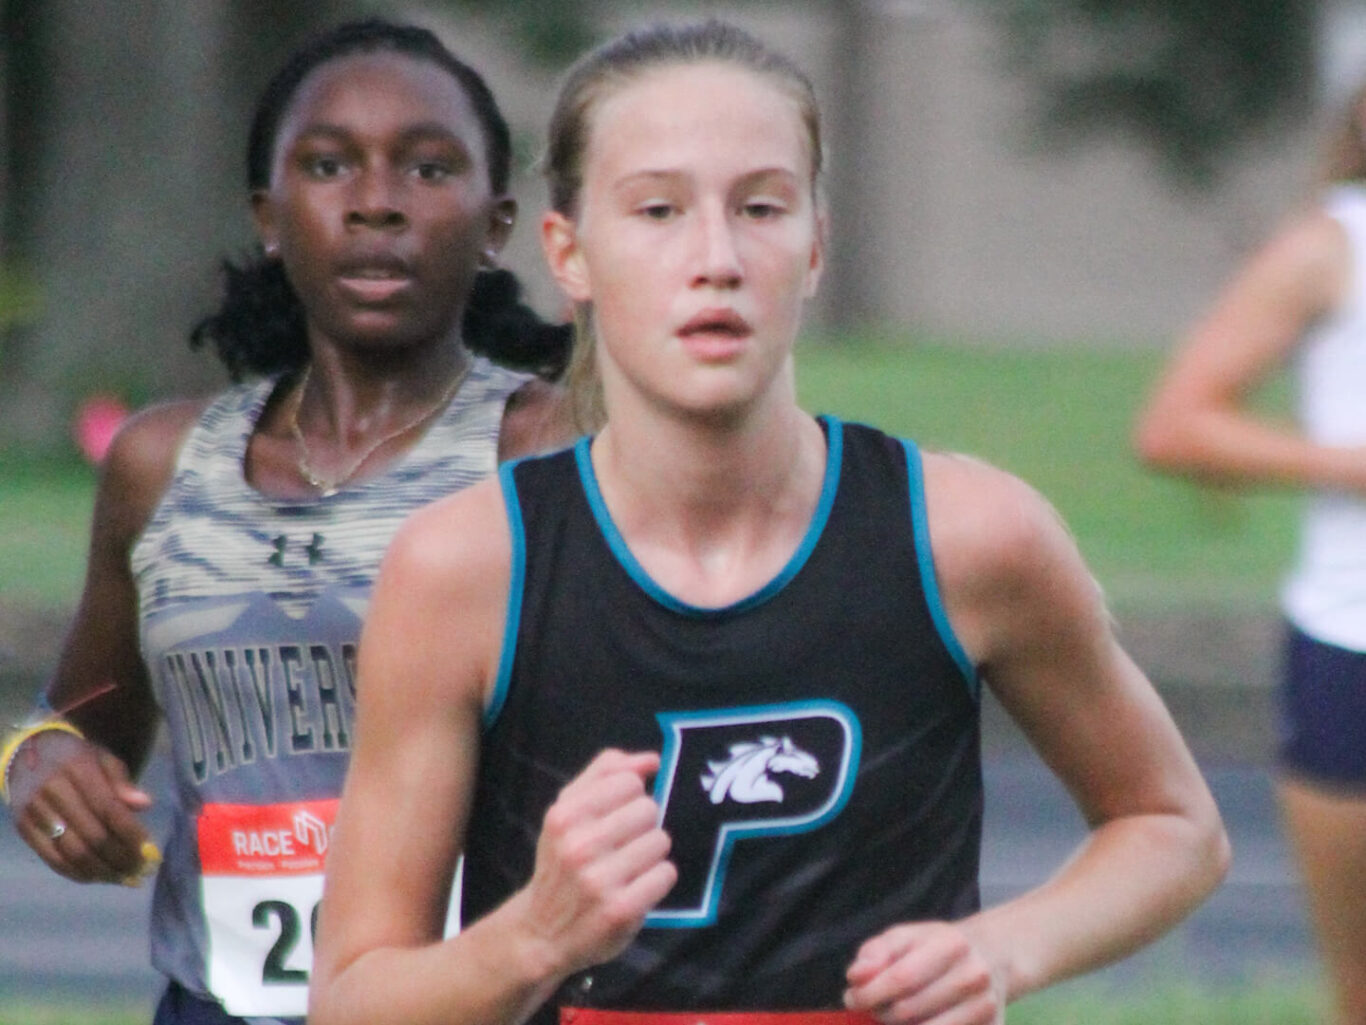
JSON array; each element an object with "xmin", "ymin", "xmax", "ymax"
[{"xmin": 700, "ymin": 735, "xmax": 820, "ymax": 805}]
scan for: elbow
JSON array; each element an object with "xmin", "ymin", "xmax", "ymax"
[
  {"xmin": 309, "ymin": 985, "xmax": 355, "ymax": 1025},
  {"xmin": 1202, "ymin": 815, "xmax": 1233, "ymax": 896},
  {"xmin": 1131, "ymin": 405, "xmax": 1200, "ymax": 478},
  {"xmin": 307, "ymin": 979, "xmax": 335, "ymax": 1025},
  {"xmin": 1210, "ymin": 811, "xmax": 1233, "ymax": 888},
  {"xmin": 1131, "ymin": 410, "xmax": 1177, "ymax": 471},
  {"xmin": 1186, "ymin": 796, "xmax": 1233, "ymax": 903},
  {"xmin": 306, "ymin": 957, "xmax": 348, "ymax": 1025}
]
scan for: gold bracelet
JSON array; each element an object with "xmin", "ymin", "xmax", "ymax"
[{"xmin": 0, "ymin": 718, "xmax": 86, "ymax": 805}]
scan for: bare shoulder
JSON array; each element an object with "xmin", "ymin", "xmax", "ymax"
[
  {"xmin": 920, "ymin": 450, "xmax": 1102, "ymax": 666},
  {"xmin": 498, "ymin": 378, "xmax": 579, "ymax": 460},
  {"xmin": 96, "ymin": 396, "xmax": 212, "ymax": 543},
  {"xmin": 1263, "ymin": 203, "xmax": 1349, "ymax": 265},
  {"xmin": 380, "ymin": 474, "xmax": 514, "ymax": 611},
  {"xmin": 1238, "ymin": 204, "xmax": 1350, "ymax": 310},
  {"xmin": 921, "ymin": 450, "xmax": 1077, "ymax": 584},
  {"xmin": 365, "ymin": 475, "xmax": 514, "ymax": 707}
]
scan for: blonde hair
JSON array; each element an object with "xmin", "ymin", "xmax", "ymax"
[{"xmin": 542, "ymin": 20, "xmax": 823, "ymax": 431}]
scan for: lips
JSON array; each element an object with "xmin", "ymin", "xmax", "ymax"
[
  {"xmin": 676, "ymin": 308, "xmax": 752, "ymax": 364},
  {"xmin": 679, "ymin": 309, "xmax": 752, "ymax": 338},
  {"xmin": 335, "ymin": 253, "xmax": 414, "ymax": 303}
]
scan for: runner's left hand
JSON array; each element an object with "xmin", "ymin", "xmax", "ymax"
[{"xmin": 843, "ymin": 921, "xmax": 1005, "ymax": 1025}]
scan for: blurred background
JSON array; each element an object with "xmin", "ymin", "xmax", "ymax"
[
  {"xmin": 1, "ymin": 0, "xmax": 1360, "ymax": 1020},
  {"xmin": 3, "ymin": 0, "xmax": 1358, "ymax": 447}
]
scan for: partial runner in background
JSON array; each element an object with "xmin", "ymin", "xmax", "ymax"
[
  {"xmin": 1, "ymin": 17, "xmax": 573, "ymax": 1025},
  {"xmin": 1136, "ymin": 77, "xmax": 1366, "ymax": 1025}
]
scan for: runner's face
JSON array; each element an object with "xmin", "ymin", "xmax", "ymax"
[
  {"xmin": 543, "ymin": 62, "xmax": 823, "ymax": 421},
  {"xmin": 253, "ymin": 52, "xmax": 511, "ymax": 353}
]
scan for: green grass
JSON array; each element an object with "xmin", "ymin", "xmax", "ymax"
[
  {"xmin": 1007, "ymin": 976, "xmax": 1323, "ymax": 1023},
  {"xmin": 0, "ymin": 338, "xmax": 1300, "ymax": 615},
  {"xmin": 0, "ymin": 455, "xmax": 97, "ymax": 610},
  {"xmin": 0, "ymin": 1005, "xmax": 149, "ymax": 1025},
  {"xmin": 795, "ymin": 337, "xmax": 1298, "ymax": 613},
  {"xmin": 0, "ymin": 263, "xmax": 42, "ymax": 330}
]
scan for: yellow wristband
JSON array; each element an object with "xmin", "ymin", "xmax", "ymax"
[{"xmin": 0, "ymin": 718, "xmax": 86, "ymax": 805}]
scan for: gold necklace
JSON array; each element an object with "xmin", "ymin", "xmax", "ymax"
[{"xmin": 288, "ymin": 361, "xmax": 470, "ymax": 497}]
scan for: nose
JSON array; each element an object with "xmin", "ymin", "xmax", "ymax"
[
  {"xmin": 691, "ymin": 203, "xmax": 742, "ymax": 289},
  {"xmin": 345, "ymin": 167, "xmax": 406, "ymax": 231}
]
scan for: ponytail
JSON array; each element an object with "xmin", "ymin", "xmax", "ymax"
[
  {"xmin": 463, "ymin": 268, "xmax": 573, "ymax": 380},
  {"xmin": 189, "ymin": 253, "xmax": 307, "ymax": 382}
]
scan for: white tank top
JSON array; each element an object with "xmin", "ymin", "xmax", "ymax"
[{"xmin": 1281, "ymin": 184, "xmax": 1366, "ymax": 651}]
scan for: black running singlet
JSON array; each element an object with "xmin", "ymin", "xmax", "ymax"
[{"xmin": 462, "ymin": 417, "xmax": 981, "ymax": 1020}]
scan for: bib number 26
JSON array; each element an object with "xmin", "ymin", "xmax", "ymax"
[{"xmin": 253, "ymin": 896, "xmax": 321, "ymax": 984}]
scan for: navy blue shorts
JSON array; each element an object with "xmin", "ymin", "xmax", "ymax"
[
  {"xmin": 1278, "ymin": 623, "xmax": 1366, "ymax": 788},
  {"xmin": 152, "ymin": 981, "xmax": 300, "ymax": 1025}
]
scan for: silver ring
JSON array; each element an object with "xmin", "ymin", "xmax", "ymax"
[{"xmin": 47, "ymin": 821, "xmax": 66, "ymax": 841}]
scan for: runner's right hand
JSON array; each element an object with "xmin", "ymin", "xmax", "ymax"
[
  {"xmin": 10, "ymin": 729, "xmax": 154, "ymax": 884},
  {"xmin": 515, "ymin": 748, "xmax": 677, "ymax": 977}
]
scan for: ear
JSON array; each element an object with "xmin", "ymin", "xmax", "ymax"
[
  {"xmin": 803, "ymin": 209, "xmax": 827, "ymax": 299},
  {"xmin": 541, "ymin": 209, "xmax": 592, "ymax": 303},
  {"xmin": 250, "ymin": 190, "xmax": 280, "ymax": 258},
  {"xmin": 485, "ymin": 196, "xmax": 518, "ymax": 257}
]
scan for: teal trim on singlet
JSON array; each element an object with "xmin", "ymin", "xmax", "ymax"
[
  {"xmin": 572, "ymin": 415, "xmax": 844, "ymax": 618},
  {"xmin": 487, "ymin": 460, "xmax": 529, "ymax": 730},
  {"xmin": 901, "ymin": 439, "xmax": 977, "ymax": 696}
]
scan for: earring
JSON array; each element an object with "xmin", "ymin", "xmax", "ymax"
[
  {"xmin": 479, "ymin": 248, "xmax": 500, "ymax": 271},
  {"xmin": 264, "ymin": 242, "xmax": 280, "ymax": 258}
]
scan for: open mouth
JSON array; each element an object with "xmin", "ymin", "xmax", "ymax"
[
  {"xmin": 336, "ymin": 257, "xmax": 413, "ymax": 303},
  {"xmin": 679, "ymin": 310, "xmax": 751, "ymax": 338}
]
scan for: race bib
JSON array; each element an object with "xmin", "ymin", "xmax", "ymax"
[{"xmin": 198, "ymin": 800, "xmax": 337, "ymax": 1018}]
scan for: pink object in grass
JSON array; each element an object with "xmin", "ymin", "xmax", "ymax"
[{"xmin": 73, "ymin": 395, "xmax": 130, "ymax": 465}]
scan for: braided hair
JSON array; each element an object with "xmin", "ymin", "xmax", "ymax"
[{"xmin": 191, "ymin": 17, "xmax": 570, "ymax": 382}]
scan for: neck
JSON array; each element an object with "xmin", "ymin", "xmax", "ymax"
[
  {"xmin": 275, "ymin": 337, "xmax": 473, "ymax": 498},
  {"xmin": 600, "ymin": 403, "xmax": 812, "ymax": 505},
  {"xmin": 302, "ymin": 338, "xmax": 472, "ymax": 439},
  {"xmin": 589, "ymin": 392, "xmax": 828, "ymax": 606}
]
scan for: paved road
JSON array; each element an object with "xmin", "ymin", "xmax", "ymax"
[{"xmin": 0, "ymin": 745, "xmax": 1315, "ymax": 1012}]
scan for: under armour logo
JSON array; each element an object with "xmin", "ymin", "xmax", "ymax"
[{"xmin": 267, "ymin": 534, "xmax": 326, "ymax": 567}]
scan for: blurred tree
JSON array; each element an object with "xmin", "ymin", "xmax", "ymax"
[
  {"xmin": 0, "ymin": 1, "xmax": 351, "ymax": 454},
  {"xmin": 1, "ymin": 0, "xmax": 42, "ymax": 276},
  {"xmin": 975, "ymin": 0, "xmax": 1319, "ymax": 189},
  {"xmin": 824, "ymin": 0, "xmax": 878, "ymax": 332},
  {"xmin": 437, "ymin": 0, "xmax": 599, "ymax": 64}
]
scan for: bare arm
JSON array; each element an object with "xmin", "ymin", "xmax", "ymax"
[
  {"xmin": 1134, "ymin": 206, "xmax": 1364, "ymax": 492},
  {"xmin": 309, "ymin": 480, "xmax": 675, "ymax": 1025},
  {"xmin": 845, "ymin": 455, "xmax": 1229, "ymax": 1023},
  {"xmin": 9, "ymin": 400, "xmax": 202, "ymax": 883}
]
